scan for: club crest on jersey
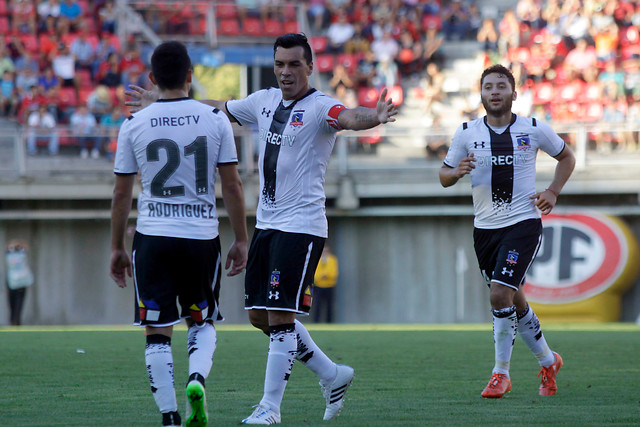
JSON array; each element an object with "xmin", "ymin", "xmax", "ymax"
[
  {"xmin": 506, "ymin": 250, "xmax": 519, "ymax": 265},
  {"xmin": 516, "ymin": 135, "xmax": 531, "ymax": 149},
  {"xmin": 290, "ymin": 111, "xmax": 304, "ymax": 126},
  {"xmin": 270, "ymin": 270, "xmax": 281, "ymax": 287}
]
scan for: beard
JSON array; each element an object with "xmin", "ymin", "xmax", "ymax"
[{"xmin": 481, "ymin": 96, "xmax": 513, "ymax": 116}]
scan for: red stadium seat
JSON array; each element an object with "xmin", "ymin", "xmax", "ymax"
[
  {"xmin": 77, "ymin": 69, "xmax": 93, "ymax": 88},
  {"xmin": 310, "ymin": 36, "xmax": 328, "ymax": 54},
  {"xmin": 243, "ymin": 17, "xmax": 262, "ymax": 37},
  {"xmin": 263, "ymin": 19, "xmax": 280, "ymax": 37},
  {"xmin": 283, "ymin": 20, "xmax": 298, "ymax": 34},
  {"xmin": 558, "ymin": 80, "xmax": 584, "ymax": 102},
  {"xmin": 387, "ymin": 85, "xmax": 404, "ymax": 107},
  {"xmin": 217, "ymin": 19, "xmax": 240, "ymax": 36},
  {"xmin": 315, "ymin": 54, "xmax": 335, "ymax": 73},
  {"xmin": 216, "ymin": 3, "xmax": 238, "ymax": 19},
  {"xmin": 358, "ymin": 87, "xmax": 380, "ymax": 108},
  {"xmin": 532, "ymin": 82, "xmax": 554, "ymax": 105},
  {"xmin": 337, "ymin": 53, "xmax": 358, "ymax": 74},
  {"xmin": 58, "ymin": 87, "xmax": 78, "ymax": 108},
  {"xmin": 78, "ymin": 87, "xmax": 92, "ymax": 105},
  {"xmin": 0, "ymin": 0, "xmax": 8, "ymax": 16},
  {"xmin": 19, "ymin": 34, "xmax": 38, "ymax": 53},
  {"xmin": 0, "ymin": 16, "xmax": 9, "ymax": 34}
]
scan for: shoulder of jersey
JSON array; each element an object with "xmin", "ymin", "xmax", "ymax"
[{"xmin": 461, "ymin": 116, "xmax": 483, "ymax": 131}]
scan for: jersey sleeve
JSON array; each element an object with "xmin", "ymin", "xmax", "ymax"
[
  {"xmin": 226, "ymin": 90, "xmax": 264, "ymax": 126},
  {"xmin": 535, "ymin": 120, "xmax": 565, "ymax": 157},
  {"xmin": 443, "ymin": 124, "xmax": 468, "ymax": 168},
  {"xmin": 215, "ymin": 111, "xmax": 238, "ymax": 165},
  {"xmin": 113, "ymin": 117, "xmax": 138, "ymax": 174},
  {"xmin": 315, "ymin": 94, "xmax": 346, "ymax": 132}
]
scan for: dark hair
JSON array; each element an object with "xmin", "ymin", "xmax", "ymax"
[
  {"xmin": 150, "ymin": 41, "xmax": 191, "ymax": 90},
  {"xmin": 273, "ymin": 33, "xmax": 313, "ymax": 65},
  {"xmin": 480, "ymin": 64, "xmax": 515, "ymax": 92}
]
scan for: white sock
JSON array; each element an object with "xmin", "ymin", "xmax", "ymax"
[
  {"xmin": 145, "ymin": 334, "xmax": 177, "ymax": 413},
  {"xmin": 517, "ymin": 305, "xmax": 555, "ymax": 367},
  {"xmin": 491, "ymin": 306, "xmax": 517, "ymax": 376},
  {"xmin": 259, "ymin": 324, "xmax": 297, "ymax": 413},
  {"xmin": 295, "ymin": 319, "xmax": 337, "ymax": 384},
  {"xmin": 187, "ymin": 322, "xmax": 216, "ymax": 381}
]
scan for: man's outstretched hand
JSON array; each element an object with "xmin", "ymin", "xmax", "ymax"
[{"xmin": 124, "ymin": 84, "xmax": 159, "ymax": 113}]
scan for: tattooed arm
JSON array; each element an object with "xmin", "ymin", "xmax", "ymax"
[{"xmin": 337, "ymin": 88, "xmax": 398, "ymax": 130}]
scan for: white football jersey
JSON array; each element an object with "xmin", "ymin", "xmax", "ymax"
[
  {"xmin": 444, "ymin": 114, "xmax": 565, "ymax": 229},
  {"xmin": 114, "ymin": 98, "xmax": 238, "ymax": 239},
  {"xmin": 226, "ymin": 88, "xmax": 345, "ymax": 238}
]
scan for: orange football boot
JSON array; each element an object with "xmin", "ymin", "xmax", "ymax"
[
  {"xmin": 481, "ymin": 373, "xmax": 511, "ymax": 398},
  {"xmin": 538, "ymin": 352, "xmax": 563, "ymax": 396}
]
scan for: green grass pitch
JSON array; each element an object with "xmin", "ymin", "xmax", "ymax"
[{"xmin": 1, "ymin": 323, "xmax": 638, "ymax": 426}]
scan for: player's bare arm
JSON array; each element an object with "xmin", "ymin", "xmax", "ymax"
[
  {"xmin": 337, "ymin": 87, "xmax": 398, "ymax": 130},
  {"xmin": 530, "ymin": 145, "xmax": 576, "ymax": 215},
  {"xmin": 439, "ymin": 153, "xmax": 476, "ymax": 187},
  {"xmin": 219, "ymin": 164, "xmax": 248, "ymax": 276},
  {"xmin": 110, "ymin": 174, "xmax": 135, "ymax": 287},
  {"xmin": 125, "ymin": 84, "xmax": 231, "ymax": 120}
]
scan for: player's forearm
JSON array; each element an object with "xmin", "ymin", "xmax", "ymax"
[
  {"xmin": 221, "ymin": 180, "xmax": 248, "ymax": 243},
  {"xmin": 110, "ymin": 194, "xmax": 132, "ymax": 250},
  {"xmin": 439, "ymin": 166, "xmax": 461, "ymax": 187},
  {"xmin": 338, "ymin": 107, "xmax": 380, "ymax": 130},
  {"xmin": 548, "ymin": 154, "xmax": 576, "ymax": 196}
]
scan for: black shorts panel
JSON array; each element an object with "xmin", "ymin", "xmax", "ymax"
[
  {"xmin": 473, "ymin": 219, "xmax": 542, "ymax": 290},
  {"xmin": 244, "ymin": 229, "xmax": 324, "ymax": 314},
  {"xmin": 132, "ymin": 232, "xmax": 223, "ymax": 326}
]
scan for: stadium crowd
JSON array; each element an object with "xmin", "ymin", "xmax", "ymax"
[{"xmin": 3, "ymin": 0, "xmax": 640, "ymax": 157}]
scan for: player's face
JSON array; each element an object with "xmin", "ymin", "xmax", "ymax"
[
  {"xmin": 274, "ymin": 46, "xmax": 313, "ymax": 101},
  {"xmin": 480, "ymin": 73, "xmax": 516, "ymax": 117}
]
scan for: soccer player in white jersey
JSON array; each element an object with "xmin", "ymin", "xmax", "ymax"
[
  {"xmin": 127, "ymin": 32, "xmax": 397, "ymax": 424},
  {"xmin": 110, "ymin": 41, "xmax": 248, "ymax": 427},
  {"xmin": 440, "ymin": 64, "xmax": 575, "ymax": 399}
]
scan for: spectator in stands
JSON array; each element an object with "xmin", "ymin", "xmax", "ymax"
[
  {"xmin": 467, "ymin": 2, "xmax": 483, "ymax": 39},
  {"xmin": 423, "ymin": 21, "xmax": 444, "ymax": 68},
  {"xmin": 374, "ymin": 55, "xmax": 399, "ymax": 89},
  {"xmin": 326, "ymin": 7, "xmax": 354, "ymax": 54},
  {"xmin": 417, "ymin": 62, "xmax": 445, "ymax": 116},
  {"xmin": 560, "ymin": 0, "xmax": 591, "ymax": 48},
  {"xmin": 516, "ymin": 0, "xmax": 544, "ymax": 30},
  {"xmin": 99, "ymin": 104, "xmax": 124, "ymax": 160},
  {"xmin": 37, "ymin": 0, "xmax": 62, "ymax": 26},
  {"xmin": 370, "ymin": 30, "xmax": 399, "ymax": 63},
  {"xmin": 328, "ymin": 62, "xmax": 354, "ymax": 94},
  {"xmin": 26, "ymin": 103, "xmax": 59, "ymax": 155},
  {"xmin": 594, "ymin": 22, "xmax": 619, "ymax": 63},
  {"xmin": 15, "ymin": 67, "xmax": 39, "ymax": 94},
  {"xmin": 37, "ymin": 66, "xmax": 60, "ymax": 92},
  {"xmin": 0, "ymin": 45, "xmax": 16, "ymax": 78},
  {"xmin": 98, "ymin": 0, "xmax": 117, "ymax": 34},
  {"xmin": 370, "ymin": 11, "xmax": 393, "ymax": 41},
  {"xmin": 1, "ymin": 71, "xmax": 20, "ymax": 119},
  {"xmin": 17, "ymin": 83, "xmax": 46, "ymax": 123},
  {"xmin": 13, "ymin": 51, "xmax": 39, "ymax": 75},
  {"xmin": 69, "ymin": 103, "xmax": 98, "ymax": 159},
  {"xmin": 51, "ymin": 42, "xmax": 79, "ymax": 94},
  {"xmin": 344, "ymin": 22, "xmax": 370, "ymax": 55},
  {"xmin": 11, "ymin": 0, "xmax": 38, "ymax": 34},
  {"xmin": 306, "ymin": 0, "xmax": 331, "ymax": 32},
  {"xmin": 564, "ymin": 38, "xmax": 597, "ymax": 80},
  {"xmin": 599, "ymin": 60, "xmax": 625, "ymax": 98},
  {"xmin": 354, "ymin": 50, "xmax": 377, "ymax": 89},
  {"xmin": 397, "ymin": 29, "xmax": 423, "ymax": 78},
  {"xmin": 86, "ymin": 84, "xmax": 112, "ymax": 122},
  {"xmin": 441, "ymin": 0, "xmax": 471, "ymax": 41},
  {"xmin": 97, "ymin": 51, "xmax": 122, "ymax": 88},
  {"xmin": 71, "ymin": 25, "xmax": 97, "ymax": 79},
  {"xmin": 623, "ymin": 59, "xmax": 640, "ymax": 100},
  {"xmin": 420, "ymin": 0, "xmax": 440, "ymax": 16},
  {"xmin": 59, "ymin": 0, "xmax": 83, "ymax": 32},
  {"xmin": 120, "ymin": 44, "xmax": 145, "ymax": 87},
  {"xmin": 477, "ymin": 18, "xmax": 499, "ymax": 55},
  {"xmin": 498, "ymin": 9, "xmax": 521, "ymax": 57}
]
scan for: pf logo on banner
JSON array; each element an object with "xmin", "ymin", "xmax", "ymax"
[{"xmin": 525, "ymin": 213, "xmax": 639, "ymax": 304}]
